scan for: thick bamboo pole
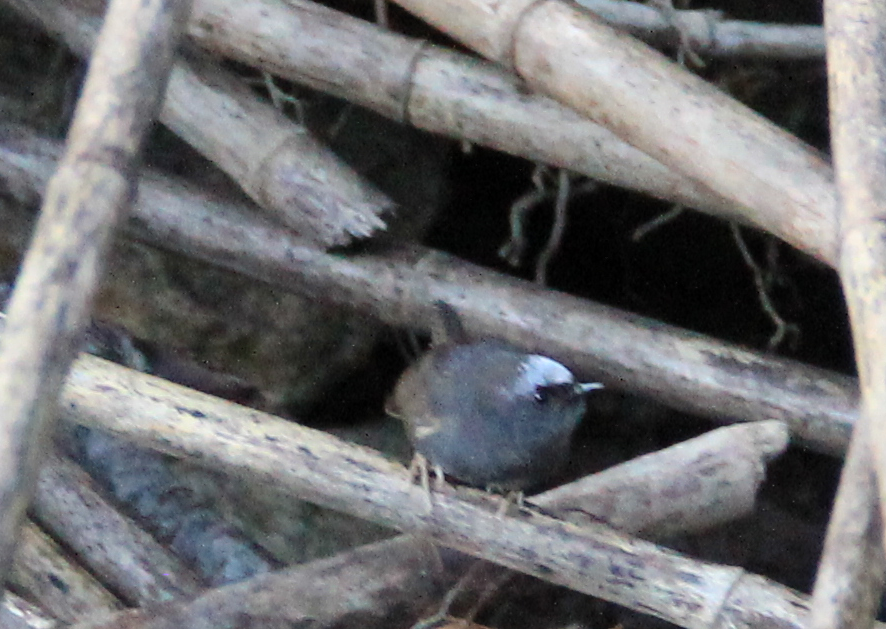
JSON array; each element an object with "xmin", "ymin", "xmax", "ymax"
[
  {"xmin": 808, "ymin": 1, "xmax": 886, "ymax": 628},
  {"xmin": 0, "ymin": 0, "xmax": 191, "ymax": 581}
]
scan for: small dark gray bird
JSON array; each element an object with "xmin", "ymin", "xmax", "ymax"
[{"xmin": 387, "ymin": 302, "xmax": 602, "ymax": 490}]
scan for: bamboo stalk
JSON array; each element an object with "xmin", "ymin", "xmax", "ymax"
[
  {"xmin": 188, "ymin": 0, "xmax": 836, "ymax": 264},
  {"xmin": 65, "ymin": 535, "xmax": 450, "ymax": 629},
  {"xmin": 574, "ymin": 0, "xmax": 824, "ymax": 60},
  {"xmin": 162, "ymin": 49, "xmax": 392, "ymax": 246},
  {"xmin": 808, "ymin": 1, "xmax": 886, "ymax": 628},
  {"xmin": 387, "ymin": 0, "xmax": 838, "ymax": 265},
  {"xmin": 32, "ymin": 454, "xmax": 202, "ymax": 605},
  {"xmin": 20, "ymin": 0, "xmax": 839, "ymax": 263},
  {"xmin": 0, "ymin": 0, "xmax": 190, "ymax": 584},
  {"xmin": 189, "ymin": 0, "xmax": 743, "ymax": 232},
  {"xmin": 534, "ymin": 420, "xmax": 789, "ymax": 537},
  {"xmin": 10, "ymin": 521, "xmax": 123, "ymax": 623},
  {"xmin": 55, "ymin": 354, "xmax": 853, "ymax": 629},
  {"xmin": 0, "ymin": 126, "xmax": 859, "ymax": 455},
  {"xmin": 1, "ymin": 593, "xmax": 59, "ymax": 629},
  {"xmin": 6, "ymin": 0, "xmax": 393, "ymax": 248},
  {"xmin": 190, "ymin": 0, "xmax": 424, "ymax": 125},
  {"xmin": 365, "ymin": 0, "xmax": 825, "ymax": 60}
]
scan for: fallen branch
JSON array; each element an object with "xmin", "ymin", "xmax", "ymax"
[
  {"xmin": 68, "ymin": 535, "xmax": 451, "ymax": 629},
  {"xmin": 0, "ymin": 126, "xmax": 859, "ymax": 455},
  {"xmin": 32, "ymin": 453, "xmax": 202, "ymax": 605},
  {"xmin": 808, "ymin": 1, "xmax": 886, "ymax": 627},
  {"xmin": 56, "ymin": 354, "xmax": 854, "ymax": 629},
  {"xmin": 534, "ymin": 420, "xmax": 788, "ymax": 537},
  {"xmin": 6, "ymin": 0, "xmax": 393, "ymax": 247},
  {"xmin": 575, "ymin": 0, "xmax": 823, "ymax": 60},
  {"xmin": 11, "ymin": 521, "xmax": 123, "ymax": 623},
  {"xmin": 0, "ymin": 0, "xmax": 190, "ymax": 584},
  {"xmin": 387, "ymin": 0, "xmax": 838, "ymax": 264}
]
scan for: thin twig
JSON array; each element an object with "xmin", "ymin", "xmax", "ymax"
[
  {"xmin": 259, "ymin": 71, "xmax": 306, "ymax": 124},
  {"xmin": 375, "ymin": 0, "xmax": 389, "ymax": 28},
  {"xmin": 645, "ymin": 0, "xmax": 705, "ymax": 67},
  {"xmin": 410, "ymin": 559, "xmax": 488, "ymax": 629},
  {"xmin": 632, "ymin": 205, "xmax": 685, "ymax": 241},
  {"xmin": 730, "ymin": 223, "xmax": 798, "ymax": 350},
  {"xmin": 534, "ymin": 169, "xmax": 571, "ymax": 284},
  {"xmin": 499, "ymin": 164, "xmax": 550, "ymax": 267}
]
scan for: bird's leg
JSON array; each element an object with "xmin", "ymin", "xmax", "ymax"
[
  {"xmin": 510, "ymin": 490, "xmax": 525, "ymax": 510},
  {"xmin": 432, "ymin": 464, "xmax": 446, "ymax": 491},
  {"xmin": 487, "ymin": 486, "xmax": 524, "ymax": 517},
  {"xmin": 407, "ymin": 452, "xmax": 434, "ymax": 512}
]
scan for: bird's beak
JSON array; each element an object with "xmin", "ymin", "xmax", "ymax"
[{"xmin": 576, "ymin": 382, "xmax": 604, "ymax": 395}]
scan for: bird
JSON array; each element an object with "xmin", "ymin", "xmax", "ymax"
[{"xmin": 386, "ymin": 302, "xmax": 602, "ymax": 492}]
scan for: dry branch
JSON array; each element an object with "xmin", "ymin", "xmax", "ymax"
[
  {"xmin": 8, "ymin": 0, "xmax": 844, "ymax": 263},
  {"xmin": 574, "ymin": 0, "xmax": 824, "ymax": 60},
  {"xmin": 37, "ymin": 422, "xmax": 785, "ymax": 629},
  {"xmin": 6, "ymin": 0, "xmax": 393, "ymax": 248},
  {"xmin": 0, "ymin": 0, "xmax": 189, "ymax": 584},
  {"xmin": 808, "ymin": 2, "xmax": 886, "ymax": 628},
  {"xmin": 0, "ymin": 126, "xmax": 859, "ymax": 455},
  {"xmin": 0, "ymin": 318, "xmax": 787, "ymax": 623},
  {"xmin": 1, "ymin": 593, "xmax": 59, "ymax": 629},
  {"xmin": 534, "ymin": 420, "xmax": 789, "ymax": 537},
  {"xmin": 11, "ymin": 521, "xmax": 123, "ymax": 623},
  {"xmin": 32, "ymin": 454, "xmax": 202, "ymax": 605},
  {"xmin": 67, "ymin": 535, "xmax": 449, "ymax": 629},
  {"xmin": 0, "ymin": 317, "xmax": 784, "ymax": 626},
  {"xmin": 24, "ymin": 0, "xmax": 837, "ymax": 264},
  {"xmin": 186, "ymin": 0, "xmax": 838, "ymax": 264},
  {"xmin": 56, "ymin": 354, "xmax": 854, "ymax": 629},
  {"xmin": 189, "ymin": 0, "xmax": 744, "ymax": 234},
  {"xmin": 162, "ymin": 50, "xmax": 392, "ymax": 246},
  {"xmin": 808, "ymin": 422, "xmax": 885, "ymax": 629},
  {"xmin": 387, "ymin": 0, "xmax": 838, "ymax": 265}
]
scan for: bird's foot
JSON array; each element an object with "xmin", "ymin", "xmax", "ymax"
[
  {"xmin": 408, "ymin": 453, "xmax": 446, "ymax": 513},
  {"xmin": 487, "ymin": 487, "xmax": 524, "ymax": 518}
]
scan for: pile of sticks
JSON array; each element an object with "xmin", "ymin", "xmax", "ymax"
[{"xmin": 0, "ymin": 0, "xmax": 880, "ymax": 628}]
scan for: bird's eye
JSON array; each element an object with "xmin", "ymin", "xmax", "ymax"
[{"xmin": 533, "ymin": 386, "xmax": 551, "ymax": 405}]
